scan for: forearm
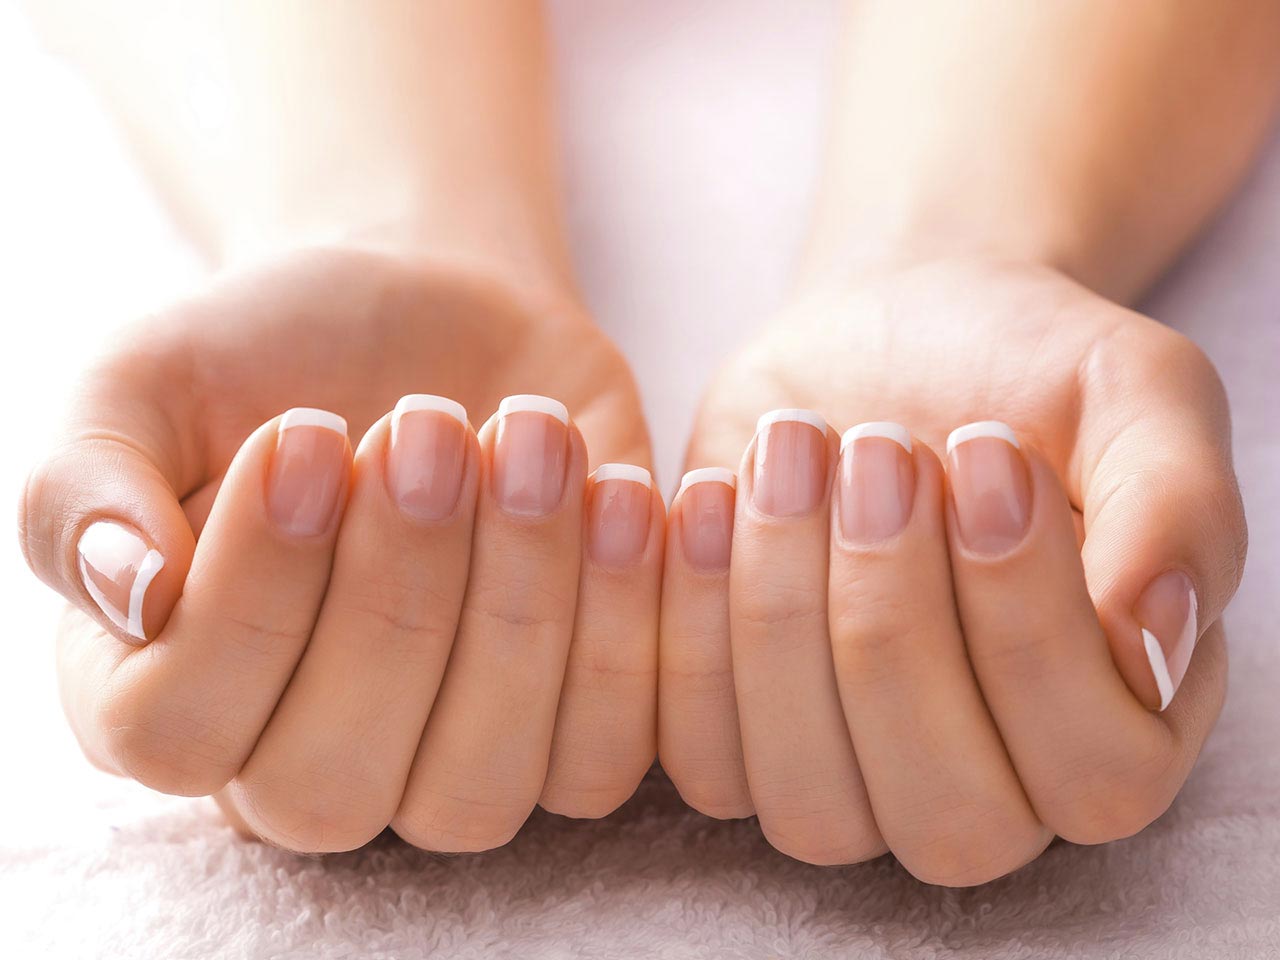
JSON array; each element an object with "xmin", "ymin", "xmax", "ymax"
[
  {"xmin": 804, "ymin": 0, "xmax": 1280, "ymax": 303},
  {"xmin": 31, "ymin": 0, "xmax": 573, "ymax": 294}
]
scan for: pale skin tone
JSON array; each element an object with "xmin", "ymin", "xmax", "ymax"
[{"xmin": 18, "ymin": 0, "xmax": 1280, "ymax": 881}]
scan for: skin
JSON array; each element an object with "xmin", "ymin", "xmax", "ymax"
[
  {"xmin": 663, "ymin": 0, "xmax": 1278, "ymax": 883},
  {"xmin": 20, "ymin": 2, "xmax": 661, "ymax": 852},
  {"xmin": 17, "ymin": 0, "xmax": 1280, "ymax": 880},
  {"xmin": 669, "ymin": 262, "xmax": 1240, "ymax": 880}
]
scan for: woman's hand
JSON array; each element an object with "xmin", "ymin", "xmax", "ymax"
[
  {"xmin": 19, "ymin": 244, "xmax": 663, "ymax": 852},
  {"xmin": 660, "ymin": 257, "xmax": 1245, "ymax": 884}
]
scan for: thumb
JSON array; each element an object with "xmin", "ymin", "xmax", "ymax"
[
  {"xmin": 1078, "ymin": 323, "xmax": 1246, "ymax": 713},
  {"xmin": 18, "ymin": 355, "xmax": 199, "ymax": 645}
]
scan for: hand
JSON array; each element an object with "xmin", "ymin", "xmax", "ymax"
[
  {"xmin": 659, "ymin": 257, "xmax": 1245, "ymax": 884},
  {"xmin": 19, "ymin": 244, "xmax": 664, "ymax": 852}
]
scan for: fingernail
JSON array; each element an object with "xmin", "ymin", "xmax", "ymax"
[
  {"xmin": 77, "ymin": 520, "xmax": 165, "ymax": 643},
  {"xmin": 267, "ymin": 408, "xmax": 349, "ymax": 537},
  {"xmin": 492, "ymin": 395, "xmax": 569, "ymax": 517},
  {"xmin": 752, "ymin": 409, "xmax": 828, "ymax": 518},
  {"xmin": 838, "ymin": 422, "xmax": 915, "ymax": 544},
  {"xmin": 587, "ymin": 464, "xmax": 652, "ymax": 567},
  {"xmin": 677, "ymin": 468, "xmax": 736, "ymax": 571},
  {"xmin": 1135, "ymin": 570, "xmax": 1199, "ymax": 711},
  {"xmin": 388, "ymin": 395, "xmax": 468, "ymax": 521},
  {"xmin": 946, "ymin": 421, "xmax": 1031, "ymax": 555}
]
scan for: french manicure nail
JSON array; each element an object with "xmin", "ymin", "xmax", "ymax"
[
  {"xmin": 838, "ymin": 422, "xmax": 915, "ymax": 544},
  {"xmin": 492, "ymin": 395, "xmax": 569, "ymax": 517},
  {"xmin": 677, "ymin": 468, "xmax": 736, "ymax": 571},
  {"xmin": 752, "ymin": 409, "xmax": 828, "ymax": 518},
  {"xmin": 587, "ymin": 463, "xmax": 652, "ymax": 567},
  {"xmin": 946, "ymin": 420, "xmax": 1031, "ymax": 555},
  {"xmin": 77, "ymin": 520, "xmax": 165, "ymax": 642},
  {"xmin": 266, "ymin": 408, "xmax": 349, "ymax": 537},
  {"xmin": 388, "ymin": 395, "xmax": 468, "ymax": 521},
  {"xmin": 1135, "ymin": 569, "xmax": 1199, "ymax": 711}
]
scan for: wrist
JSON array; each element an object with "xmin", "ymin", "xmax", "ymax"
[
  {"xmin": 213, "ymin": 188, "xmax": 583, "ymax": 323},
  {"xmin": 793, "ymin": 186, "xmax": 1090, "ymax": 300}
]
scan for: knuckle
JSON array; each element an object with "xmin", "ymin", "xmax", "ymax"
[
  {"xmin": 663, "ymin": 763, "xmax": 754, "ymax": 821},
  {"xmin": 236, "ymin": 773, "xmax": 388, "ymax": 854},
  {"xmin": 1160, "ymin": 329, "xmax": 1222, "ymax": 393},
  {"xmin": 733, "ymin": 583, "xmax": 826, "ymax": 641},
  {"xmin": 965, "ymin": 622, "xmax": 1081, "ymax": 685},
  {"xmin": 218, "ymin": 609, "xmax": 312, "ymax": 664},
  {"xmin": 462, "ymin": 581, "xmax": 573, "ymax": 638},
  {"xmin": 1037, "ymin": 738, "xmax": 1180, "ymax": 845},
  {"xmin": 331, "ymin": 570, "xmax": 452, "ymax": 641},
  {"xmin": 760, "ymin": 813, "xmax": 885, "ymax": 866},
  {"xmin": 538, "ymin": 780, "xmax": 635, "ymax": 820},
  {"xmin": 888, "ymin": 803, "xmax": 1050, "ymax": 887},
  {"xmin": 393, "ymin": 773, "xmax": 537, "ymax": 853},
  {"xmin": 541, "ymin": 735, "xmax": 652, "ymax": 820},
  {"xmin": 829, "ymin": 596, "xmax": 928, "ymax": 689},
  {"xmin": 95, "ymin": 687, "xmax": 239, "ymax": 796},
  {"xmin": 660, "ymin": 650, "xmax": 735, "ymax": 700},
  {"xmin": 901, "ymin": 837, "xmax": 1045, "ymax": 887},
  {"xmin": 391, "ymin": 798, "xmax": 528, "ymax": 854},
  {"xmin": 749, "ymin": 768, "xmax": 884, "ymax": 865}
]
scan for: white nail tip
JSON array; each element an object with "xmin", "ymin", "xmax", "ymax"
[
  {"xmin": 677, "ymin": 467, "xmax": 737, "ymax": 497},
  {"xmin": 946, "ymin": 420, "xmax": 1019, "ymax": 456},
  {"xmin": 127, "ymin": 550, "xmax": 165, "ymax": 641},
  {"xmin": 756, "ymin": 408, "xmax": 827, "ymax": 436},
  {"xmin": 393, "ymin": 394, "xmax": 468, "ymax": 426},
  {"xmin": 498, "ymin": 394, "xmax": 569, "ymax": 425},
  {"xmin": 592, "ymin": 463, "xmax": 652, "ymax": 488},
  {"xmin": 280, "ymin": 407, "xmax": 348, "ymax": 436},
  {"xmin": 841, "ymin": 422, "xmax": 912, "ymax": 454},
  {"xmin": 1143, "ymin": 628, "xmax": 1176, "ymax": 712}
]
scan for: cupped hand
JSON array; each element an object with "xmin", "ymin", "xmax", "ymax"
[
  {"xmin": 660, "ymin": 257, "xmax": 1245, "ymax": 883},
  {"xmin": 20, "ymin": 244, "xmax": 663, "ymax": 852}
]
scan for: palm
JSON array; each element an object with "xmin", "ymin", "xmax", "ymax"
[
  {"xmin": 688, "ymin": 259, "xmax": 1141, "ymax": 506},
  {"xmin": 107, "ymin": 246, "xmax": 649, "ymax": 520}
]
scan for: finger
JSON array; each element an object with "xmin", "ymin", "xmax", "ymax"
[
  {"xmin": 20, "ymin": 352, "xmax": 201, "ymax": 645},
  {"xmin": 1073, "ymin": 323, "xmax": 1245, "ymax": 712},
  {"xmin": 657, "ymin": 468, "xmax": 753, "ymax": 819},
  {"xmin": 540, "ymin": 464, "xmax": 664, "ymax": 818},
  {"xmin": 828, "ymin": 424, "xmax": 1049, "ymax": 886},
  {"xmin": 393, "ymin": 395, "xmax": 586, "ymax": 852},
  {"xmin": 731, "ymin": 409, "xmax": 883, "ymax": 865},
  {"xmin": 56, "ymin": 408, "xmax": 352, "ymax": 796},
  {"xmin": 228, "ymin": 396, "xmax": 479, "ymax": 852},
  {"xmin": 946, "ymin": 421, "xmax": 1225, "ymax": 844}
]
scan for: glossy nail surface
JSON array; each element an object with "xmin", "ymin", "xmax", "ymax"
[
  {"xmin": 947, "ymin": 421, "xmax": 1031, "ymax": 555},
  {"xmin": 752, "ymin": 409, "xmax": 828, "ymax": 518},
  {"xmin": 77, "ymin": 520, "xmax": 165, "ymax": 642},
  {"xmin": 491, "ymin": 395, "xmax": 569, "ymax": 517},
  {"xmin": 388, "ymin": 395, "xmax": 468, "ymax": 521},
  {"xmin": 838, "ymin": 423, "xmax": 915, "ymax": 544},
  {"xmin": 266, "ymin": 408, "xmax": 349, "ymax": 537},
  {"xmin": 1135, "ymin": 569, "xmax": 1199, "ymax": 710},
  {"xmin": 678, "ymin": 468, "xmax": 736, "ymax": 571},
  {"xmin": 587, "ymin": 464, "xmax": 652, "ymax": 568}
]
